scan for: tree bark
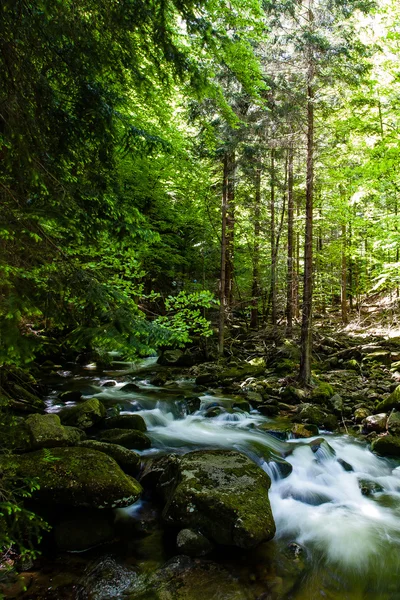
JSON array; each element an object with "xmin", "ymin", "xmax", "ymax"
[
  {"xmin": 341, "ymin": 223, "xmax": 348, "ymax": 324},
  {"xmin": 225, "ymin": 151, "xmax": 235, "ymax": 320},
  {"xmin": 299, "ymin": 13, "xmax": 315, "ymax": 385},
  {"xmin": 218, "ymin": 154, "xmax": 229, "ymax": 357},
  {"xmin": 270, "ymin": 149, "xmax": 277, "ymax": 330},
  {"xmin": 286, "ymin": 145, "xmax": 294, "ymax": 336},
  {"xmin": 250, "ymin": 166, "xmax": 261, "ymax": 329}
]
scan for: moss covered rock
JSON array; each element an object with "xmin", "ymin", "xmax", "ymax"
[
  {"xmin": 98, "ymin": 428, "xmax": 151, "ymax": 450},
  {"xmin": 78, "ymin": 440, "xmax": 141, "ymax": 475},
  {"xmin": 176, "ymin": 529, "xmax": 214, "ymax": 557},
  {"xmin": 310, "ymin": 382, "xmax": 334, "ymax": 404},
  {"xmin": 296, "ymin": 404, "xmax": 338, "ymax": 431},
  {"xmin": 104, "ymin": 414, "xmax": 147, "ymax": 432},
  {"xmin": 375, "ymin": 385, "xmax": 400, "ymax": 413},
  {"xmin": 291, "ymin": 423, "xmax": 319, "ymax": 438},
  {"xmin": 371, "ymin": 435, "xmax": 400, "ymax": 457},
  {"xmin": 354, "ymin": 407, "xmax": 370, "ymax": 423},
  {"xmin": 60, "ymin": 398, "xmax": 106, "ymax": 430},
  {"xmin": 11, "ymin": 447, "xmax": 142, "ymax": 508},
  {"xmin": 24, "ymin": 413, "xmax": 79, "ymax": 449},
  {"xmin": 387, "ymin": 411, "xmax": 400, "ymax": 436},
  {"xmin": 161, "ymin": 449, "xmax": 276, "ymax": 549}
]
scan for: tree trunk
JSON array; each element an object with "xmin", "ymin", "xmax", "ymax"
[
  {"xmin": 286, "ymin": 146, "xmax": 294, "ymax": 336},
  {"xmin": 270, "ymin": 149, "xmax": 277, "ymax": 329},
  {"xmin": 218, "ymin": 154, "xmax": 229, "ymax": 357},
  {"xmin": 250, "ymin": 166, "xmax": 261, "ymax": 329},
  {"xmin": 225, "ymin": 151, "xmax": 235, "ymax": 321},
  {"xmin": 299, "ymin": 21, "xmax": 314, "ymax": 385},
  {"xmin": 341, "ymin": 223, "xmax": 348, "ymax": 324}
]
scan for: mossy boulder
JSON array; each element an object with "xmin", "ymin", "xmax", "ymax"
[
  {"xmin": 371, "ymin": 435, "xmax": 400, "ymax": 457},
  {"xmin": 103, "ymin": 414, "xmax": 147, "ymax": 432},
  {"xmin": 25, "ymin": 413, "xmax": 86, "ymax": 449},
  {"xmin": 387, "ymin": 411, "xmax": 400, "ymax": 436},
  {"xmin": 281, "ymin": 386, "xmax": 307, "ymax": 404},
  {"xmin": 11, "ymin": 414, "xmax": 86, "ymax": 452},
  {"xmin": 10, "ymin": 447, "xmax": 142, "ymax": 508},
  {"xmin": 310, "ymin": 382, "xmax": 334, "ymax": 404},
  {"xmin": 161, "ymin": 449, "xmax": 276, "ymax": 549},
  {"xmin": 362, "ymin": 351, "xmax": 391, "ymax": 367},
  {"xmin": 354, "ymin": 407, "xmax": 370, "ymax": 423},
  {"xmin": 125, "ymin": 556, "xmax": 250, "ymax": 600},
  {"xmin": 157, "ymin": 350, "xmax": 184, "ymax": 366},
  {"xmin": 78, "ymin": 440, "xmax": 141, "ymax": 475},
  {"xmin": 98, "ymin": 428, "xmax": 151, "ymax": 450},
  {"xmin": 60, "ymin": 398, "xmax": 106, "ymax": 430},
  {"xmin": 296, "ymin": 403, "xmax": 338, "ymax": 430},
  {"xmin": 376, "ymin": 385, "xmax": 400, "ymax": 413},
  {"xmin": 291, "ymin": 423, "xmax": 319, "ymax": 438}
]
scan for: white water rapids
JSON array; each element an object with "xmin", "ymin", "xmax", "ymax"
[{"xmin": 48, "ymin": 364, "xmax": 400, "ymax": 596}]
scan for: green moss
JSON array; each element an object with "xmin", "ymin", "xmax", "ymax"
[
  {"xmin": 60, "ymin": 398, "xmax": 106, "ymax": 430},
  {"xmin": 162, "ymin": 449, "xmax": 275, "ymax": 549},
  {"xmin": 98, "ymin": 428, "xmax": 151, "ymax": 449},
  {"xmin": 12, "ymin": 447, "xmax": 142, "ymax": 508}
]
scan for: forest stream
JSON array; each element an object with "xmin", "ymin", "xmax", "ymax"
[{"xmin": 14, "ymin": 356, "xmax": 400, "ymax": 600}]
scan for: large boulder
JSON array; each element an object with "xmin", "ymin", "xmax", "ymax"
[
  {"xmin": 157, "ymin": 350, "xmax": 184, "ymax": 366},
  {"xmin": 296, "ymin": 403, "xmax": 338, "ymax": 430},
  {"xmin": 161, "ymin": 449, "xmax": 276, "ymax": 549},
  {"xmin": 24, "ymin": 413, "xmax": 85, "ymax": 449},
  {"xmin": 9, "ymin": 414, "xmax": 85, "ymax": 452},
  {"xmin": 104, "ymin": 414, "xmax": 147, "ymax": 432},
  {"xmin": 375, "ymin": 385, "xmax": 400, "ymax": 413},
  {"xmin": 78, "ymin": 440, "xmax": 141, "ymax": 475},
  {"xmin": 124, "ymin": 555, "xmax": 251, "ymax": 600},
  {"xmin": 364, "ymin": 413, "xmax": 387, "ymax": 433},
  {"xmin": 60, "ymin": 398, "xmax": 106, "ymax": 430},
  {"xmin": 371, "ymin": 435, "xmax": 400, "ymax": 457},
  {"xmin": 387, "ymin": 411, "xmax": 400, "ymax": 436},
  {"xmin": 10, "ymin": 447, "xmax": 142, "ymax": 508},
  {"xmin": 97, "ymin": 428, "xmax": 151, "ymax": 450}
]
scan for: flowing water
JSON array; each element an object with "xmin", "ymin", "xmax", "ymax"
[{"xmin": 44, "ymin": 359, "xmax": 400, "ymax": 599}]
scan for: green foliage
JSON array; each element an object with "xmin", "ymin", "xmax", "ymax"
[{"xmin": 154, "ymin": 291, "xmax": 217, "ymax": 346}]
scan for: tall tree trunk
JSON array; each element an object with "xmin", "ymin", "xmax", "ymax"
[
  {"xmin": 225, "ymin": 151, "xmax": 235, "ymax": 320},
  {"xmin": 286, "ymin": 146, "xmax": 294, "ymax": 336},
  {"xmin": 270, "ymin": 149, "xmax": 277, "ymax": 330},
  {"xmin": 250, "ymin": 166, "xmax": 261, "ymax": 329},
  {"xmin": 299, "ymin": 15, "xmax": 315, "ymax": 385},
  {"xmin": 341, "ymin": 223, "xmax": 348, "ymax": 324},
  {"xmin": 218, "ymin": 154, "xmax": 229, "ymax": 357}
]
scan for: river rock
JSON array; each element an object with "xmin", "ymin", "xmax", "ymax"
[
  {"xmin": 103, "ymin": 414, "xmax": 147, "ymax": 432},
  {"xmin": 161, "ymin": 449, "xmax": 276, "ymax": 549},
  {"xmin": 157, "ymin": 349, "xmax": 184, "ymax": 366},
  {"xmin": 11, "ymin": 414, "xmax": 85, "ymax": 452},
  {"xmin": 310, "ymin": 382, "xmax": 334, "ymax": 404},
  {"xmin": 176, "ymin": 529, "xmax": 214, "ymax": 556},
  {"xmin": 363, "ymin": 351, "xmax": 391, "ymax": 367},
  {"xmin": 358, "ymin": 478, "xmax": 384, "ymax": 496},
  {"xmin": 354, "ymin": 407, "xmax": 371, "ymax": 423},
  {"xmin": 58, "ymin": 390, "xmax": 83, "ymax": 403},
  {"xmin": 120, "ymin": 383, "xmax": 140, "ymax": 392},
  {"xmin": 364, "ymin": 413, "xmax": 387, "ymax": 433},
  {"xmin": 10, "ymin": 447, "xmax": 142, "ymax": 508},
  {"xmin": 98, "ymin": 428, "xmax": 151, "ymax": 449},
  {"xmin": 387, "ymin": 411, "xmax": 400, "ymax": 436},
  {"xmin": 375, "ymin": 385, "xmax": 400, "ymax": 413},
  {"xmin": 371, "ymin": 434, "xmax": 400, "ymax": 457},
  {"xmin": 291, "ymin": 423, "xmax": 319, "ymax": 438},
  {"xmin": 78, "ymin": 440, "xmax": 141, "ymax": 475},
  {"xmin": 60, "ymin": 397, "xmax": 106, "ymax": 429},
  {"xmin": 296, "ymin": 404, "xmax": 338, "ymax": 430},
  {"xmin": 124, "ymin": 555, "xmax": 250, "ymax": 600}
]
